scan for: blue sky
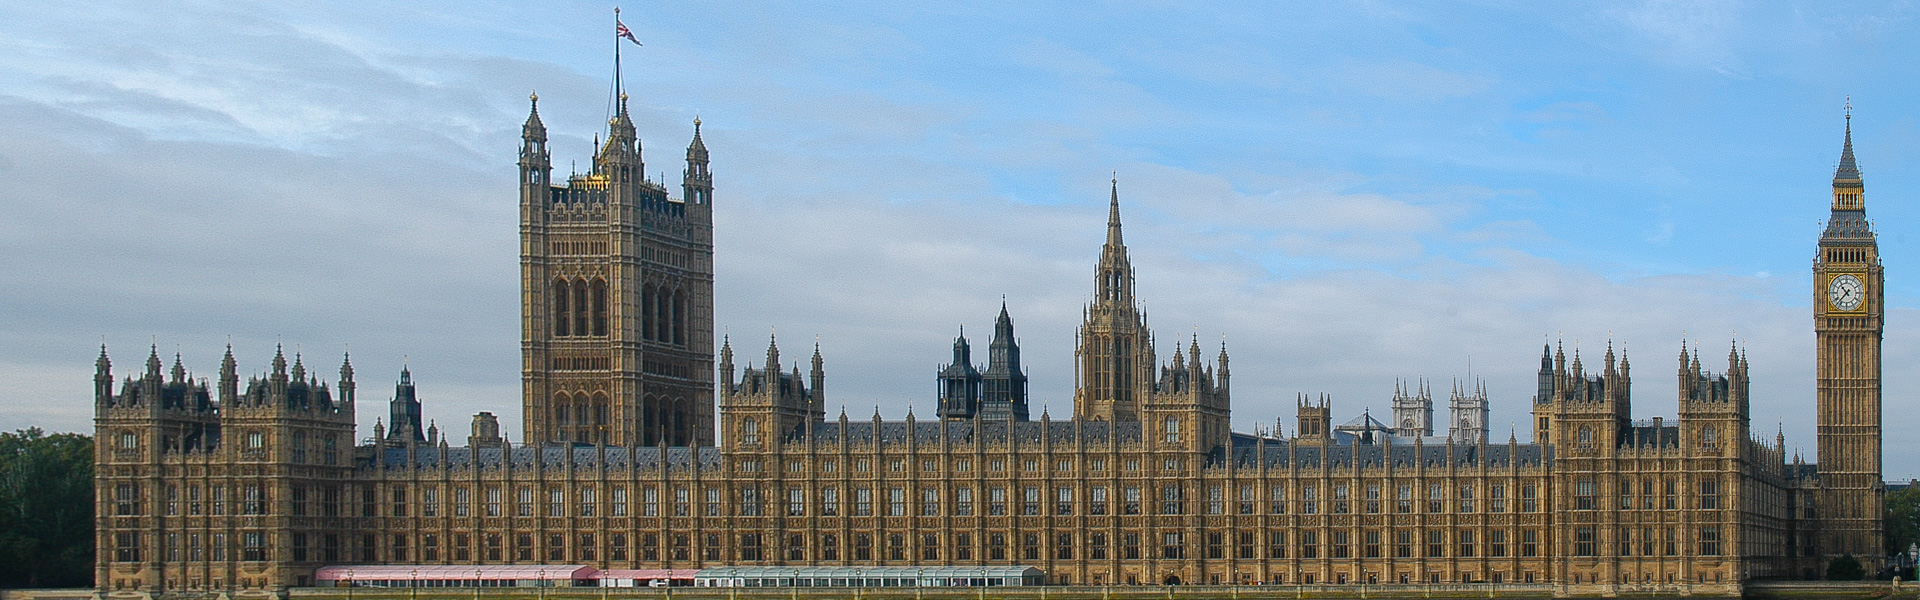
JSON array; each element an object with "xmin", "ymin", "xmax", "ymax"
[{"xmin": 0, "ymin": 1, "xmax": 1916, "ymax": 477}]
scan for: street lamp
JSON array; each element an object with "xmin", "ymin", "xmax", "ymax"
[
  {"xmin": 345, "ymin": 569, "xmax": 354, "ymax": 600},
  {"xmin": 410, "ymin": 569, "xmax": 419, "ymax": 600}
]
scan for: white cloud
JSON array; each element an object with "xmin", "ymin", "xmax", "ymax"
[{"xmin": 0, "ymin": 0, "xmax": 1914, "ymax": 483}]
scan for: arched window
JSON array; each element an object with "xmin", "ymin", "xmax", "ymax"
[
  {"xmin": 742, "ymin": 418, "xmax": 760, "ymax": 445},
  {"xmin": 590, "ymin": 279, "xmax": 608, "ymax": 337},
  {"xmin": 1578, "ymin": 426, "xmax": 1593, "ymax": 445},
  {"xmin": 1703, "ymin": 426, "xmax": 1718, "ymax": 447},
  {"xmin": 673, "ymin": 398, "xmax": 690, "ymax": 446},
  {"xmin": 552, "ymin": 279, "xmax": 571, "ymax": 337},
  {"xmin": 655, "ymin": 288, "xmax": 671, "ymax": 342},
  {"xmin": 673, "ymin": 290, "xmax": 686, "ymax": 345},
  {"xmin": 641, "ymin": 285, "xmax": 656, "ymax": 342},
  {"xmin": 572, "ymin": 278, "xmax": 590, "ymax": 337}
]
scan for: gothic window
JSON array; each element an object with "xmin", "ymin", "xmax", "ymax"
[
  {"xmin": 590, "ymin": 279, "xmax": 607, "ymax": 337},
  {"xmin": 1163, "ymin": 416, "xmax": 1181, "ymax": 443},
  {"xmin": 641, "ymin": 285, "xmax": 655, "ymax": 341},
  {"xmin": 552, "ymin": 278, "xmax": 571, "ymax": 337},
  {"xmin": 572, "ymin": 278, "xmax": 589, "ymax": 336},
  {"xmin": 1703, "ymin": 426, "xmax": 1718, "ymax": 448},
  {"xmin": 673, "ymin": 290, "xmax": 686, "ymax": 345},
  {"xmin": 741, "ymin": 418, "xmax": 759, "ymax": 445}
]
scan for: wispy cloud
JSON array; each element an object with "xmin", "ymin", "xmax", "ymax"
[{"xmin": 0, "ymin": 0, "xmax": 1916, "ymax": 478}]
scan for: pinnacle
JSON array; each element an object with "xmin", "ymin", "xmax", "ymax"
[{"xmin": 1835, "ymin": 107, "xmax": 1860, "ymax": 182}]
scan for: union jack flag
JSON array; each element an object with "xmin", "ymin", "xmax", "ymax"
[{"xmin": 616, "ymin": 20, "xmax": 641, "ymax": 46}]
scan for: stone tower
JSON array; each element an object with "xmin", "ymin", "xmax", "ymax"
[
  {"xmin": 718, "ymin": 335, "xmax": 824, "ymax": 451},
  {"xmin": 936, "ymin": 328, "xmax": 982, "ymax": 420},
  {"xmin": 519, "ymin": 89, "xmax": 715, "ymax": 447},
  {"xmin": 1448, "ymin": 379, "xmax": 1489, "ymax": 443},
  {"xmin": 979, "ymin": 303, "xmax": 1030, "ymax": 421},
  {"xmin": 1074, "ymin": 179, "xmax": 1157, "ymax": 423},
  {"xmin": 1391, "ymin": 379, "xmax": 1433, "ymax": 438},
  {"xmin": 1812, "ymin": 112, "xmax": 1884, "ymax": 565},
  {"xmin": 386, "ymin": 366, "xmax": 424, "ymax": 442}
]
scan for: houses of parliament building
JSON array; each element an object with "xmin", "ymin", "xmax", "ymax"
[{"xmin": 93, "ymin": 85, "xmax": 1888, "ymax": 597}]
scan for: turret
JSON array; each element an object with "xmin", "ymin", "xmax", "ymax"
[
  {"xmin": 683, "ymin": 118, "xmax": 712, "ymax": 209},
  {"xmin": 94, "ymin": 345, "xmax": 112, "ymax": 406},
  {"xmin": 1215, "ymin": 340, "xmax": 1230, "ymax": 396},
  {"xmin": 337, "ymin": 352, "xmax": 354, "ymax": 406},
  {"xmin": 387, "ymin": 367, "xmax": 424, "ymax": 442},
  {"xmin": 980, "ymin": 302, "xmax": 1029, "ymax": 421},
  {"xmin": 719, "ymin": 335, "xmax": 735, "ymax": 390},
  {"xmin": 937, "ymin": 327, "xmax": 981, "ymax": 420},
  {"xmin": 810, "ymin": 342, "xmax": 826, "ymax": 416}
]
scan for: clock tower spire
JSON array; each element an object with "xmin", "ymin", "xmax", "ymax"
[{"xmin": 1812, "ymin": 105, "xmax": 1884, "ymax": 569}]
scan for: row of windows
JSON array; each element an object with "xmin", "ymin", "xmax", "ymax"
[
  {"xmin": 1571, "ymin": 478, "xmax": 1720, "ymax": 511},
  {"xmin": 114, "ymin": 531, "xmax": 266, "ymax": 563},
  {"xmin": 551, "ymin": 278, "xmax": 609, "ymax": 338},
  {"xmin": 114, "ymin": 430, "xmax": 342, "ymax": 465},
  {"xmin": 340, "ymin": 528, "xmax": 1554, "ymax": 566},
  {"xmin": 340, "ymin": 481, "xmax": 1545, "ymax": 520},
  {"xmin": 123, "ymin": 483, "xmax": 276, "ymax": 517},
  {"xmin": 1571, "ymin": 526, "xmax": 1721, "ymax": 557}
]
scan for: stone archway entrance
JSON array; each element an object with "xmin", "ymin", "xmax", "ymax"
[{"xmin": 1162, "ymin": 575, "xmax": 1182, "ymax": 585}]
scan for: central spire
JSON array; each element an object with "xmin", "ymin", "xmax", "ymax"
[{"xmin": 1095, "ymin": 175, "xmax": 1135, "ymax": 306}]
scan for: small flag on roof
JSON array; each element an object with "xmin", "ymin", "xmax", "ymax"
[{"xmin": 617, "ymin": 20, "xmax": 641, "ymax": 46}]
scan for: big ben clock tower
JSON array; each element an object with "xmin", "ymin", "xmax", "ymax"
[{"xmin": 1813, "ymin": 108, "xmax": 1885, "ymax": 567}]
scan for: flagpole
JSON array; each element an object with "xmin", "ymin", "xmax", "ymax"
[{"xmin": 614, "ymin": 7, "xmax": 623, "ymax": 100}]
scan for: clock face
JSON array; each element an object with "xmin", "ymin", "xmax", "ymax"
[{"xmin": 1829, "ymin": 273, "xmax": 1865, "ymax": 312}]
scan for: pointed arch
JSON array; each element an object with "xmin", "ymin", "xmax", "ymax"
[
  {"xmin": 590, "ymin": 278, "xmax": 608, "ymax": 337},
  {"xmin": 672, "ymin": 289, "xmax": 687, "ymax": 346},
  {"xmin": 592, "ymin": 391, "xmax": 610, "ymax": 444},
  {"xmin": 552, "ymin": 278, "xmax": 571, "ymax": 337},
  {"xmin": 641, "ymin": 284, "xmax": 656, "ymax": 342},
  {"xmin": 572, "ymin": 278, "xmax": 590, "ymax": 337},
  {"xmin": 672, "ymin": 397, "xmax": 691, "ymax": 446}
]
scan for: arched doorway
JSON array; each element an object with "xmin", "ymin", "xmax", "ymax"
[{"xmin": 1161, "ymin": 575, "xmax": 1182, "ymax": 586}]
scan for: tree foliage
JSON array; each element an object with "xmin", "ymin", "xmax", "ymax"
[
  {"xmin": 1887, "ymin": 485, "xmax": 1920, "ymax": 557},
  {"xmin": 1828, "ymin": 553, "xmax": 1865, "ymax": 581},
  {"xmin": 0, "ymin": 428, "xmax": 93, "ymax": 588}
]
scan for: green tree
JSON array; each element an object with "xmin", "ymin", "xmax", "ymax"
[
  {"xmin": 1828, "ymin": 553, "xmax": 1865, "ymax": 581},
  {"xmin": 0, "ymin": 428, "xmax": 93, "ymax": 588},
  {"xmin": 1887, "ymin": 485, "xmax": 1920, "ymax": 557}
]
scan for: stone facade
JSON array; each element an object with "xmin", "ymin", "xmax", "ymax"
[
  {"xmin": 92, "ymin": 105, "xmax": 1881, "ymax": 597},
  {"xmin": 518, "ymin": 93, "xmax": 716, "ymax": 448}
]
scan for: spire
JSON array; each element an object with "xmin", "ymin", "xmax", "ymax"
[
  {"xmin": 290, "ymin": 352, "xmax": 306, "ymax": 382},
  {"xmin": 765, "ymin": 332, "xmax": 781, "ymax": 375},
  {"xmin": 1106, "ymin": 175, "xmax": 1124, "ymax": 247},
  {"xmin": 1835, "ymin": 99, "xmax": 1859, "ymax": 183},
  {"xmin": 336, "ymin": 350, "xmax": 354, "ymax": 405},
  {"xmin": 523, "ymin": 92, "xmax": 546, "ymax": 138},
  {"xmin": 271, "ymin": 344, "xmax": 287, "ymax": 379},
  {"xmin": 94, "ymin": 344, "xmax": 113, "ymax": 405},
  {"xmin": 719, "ymin": 335, "xmax": 736, "ymax": 390},
  {"xmin": 170, "ymin": 353, "xmax": 187, "ymax": 384},
  {"xmin": 687, "ymin": 117, "xmax": 708, "ymax": 162},
  {"xmin": 145, "ymin": 344, "xmax": 162, "ymax": 379},
  {"xmin": 390, "ymin": 365, "xmax": 424, "ymax": 442}
]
